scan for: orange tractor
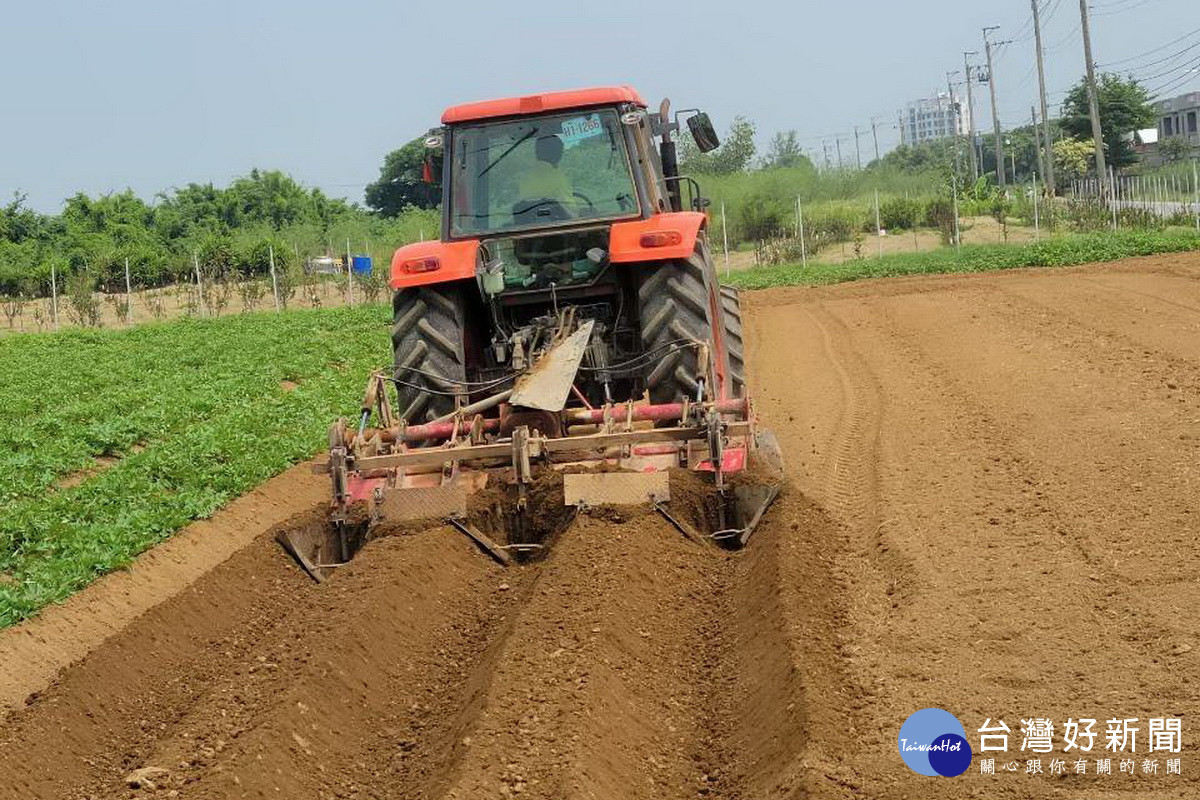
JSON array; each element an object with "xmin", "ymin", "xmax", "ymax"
[{"xmin": 286, "ymin": 86, "xmax": 781, "ymax": 578}]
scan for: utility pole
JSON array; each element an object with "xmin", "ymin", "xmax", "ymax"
[
  {"xmin": 854, "ymin": 126, "xmax": 863, "ymax": 169},
  {"xmin": 836, "ymin": 138, "xmax": 844, "ymax": 170},
  {"xmin": 946, "ymin": 71, "xmax": 961, "ymax": 165},
  {"xmin": 870, "ymin": 117, "xmax": 881, "ymax": 161},
  {"xmin": 822, "ymin": 139, "xmax": 831, "ymax": 171},
  {"xmin": 1078, "ymin": 0, "xmax": 1109, "ymax": 198},
  {"xmin": 1031, "ymin": 0, "xmax": 1056, "ymax": 195},
  {"xmin": 945, "ymin": 69, "xmax": 964, "ymax": 183},
  {"xmin": 1032, "ymin": 107, "xmax": 1047, "ymax": 189},
  {"xmin": 984, "ymin": 26, "xmax": 1007, "ymax": 188},
  {"xmin": 964, "ymin": 52, "xmax": 980, "ymax": 182}
]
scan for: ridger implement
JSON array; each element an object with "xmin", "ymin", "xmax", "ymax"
[{"xmin": 280, "ymin": 86, "xmax": 783, "ymax": 579}]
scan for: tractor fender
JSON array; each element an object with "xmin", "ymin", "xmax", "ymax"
[
  {"xmin": 608, "ymin": 212, "xmax": 708, "ymax": 263},
  {"xmin": 390, "ymin": 239, "xmax": 479, "ymax": 289}
]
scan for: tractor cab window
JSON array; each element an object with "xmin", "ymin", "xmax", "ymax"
[{"xmin": 450, "ymin": 110, "xmax": 640, "ymax": 237}]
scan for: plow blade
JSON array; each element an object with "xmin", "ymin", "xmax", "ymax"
[
  {"xmin": 276, "ymin": 523, "xmax": 346, "ymax": 583},
  {"xmin": 713, "ymin": 483, "xmax": 782, "ymax": 548},
  {"xmin": 714, "ymin": 430, "xmax": 785, "ymax": 548},
  {"xmin": 279, "ymin": 485, "xmax": 473, "ymax": 582}
]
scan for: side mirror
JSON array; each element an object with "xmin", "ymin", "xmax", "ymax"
[
  {"xmin": 687, "ymin": 113, "xmax": 720, "ymax": 153},
  {"xmin": 692, "ymin": 196, "xmax": 711, "ymax": 211}
]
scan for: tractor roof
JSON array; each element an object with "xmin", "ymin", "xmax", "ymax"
[{"xmin": 441, "ymin": 86, "xmax": 647, "ymax": 124}]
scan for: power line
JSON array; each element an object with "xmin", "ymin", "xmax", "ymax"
[
  {"xmin": 1046, "ymin": 23, "xmax": 1083, "ymax": 54},
  {"xmin": 1091, "ymin": 0, "xmax": 1157, "ymax": 15},
  {"xmin": 1109, "ymin": 40, "xmax": 1200, "ymax": 74},
  {"xmin": 1147, "ymin": 66, "xmax": 1200, "ymax": 98},
  {"xmin": 1133, "ymin": 51, "xmax": 1200, "ymax": 84},
  {"xmin": 1099, "ymin": 26, "xmax": 1200, "ymax": 67}
]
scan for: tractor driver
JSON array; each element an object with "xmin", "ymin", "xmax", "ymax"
[{"xmin": 517, "ymin": 133, "xmax": 574, "ymax": 213}]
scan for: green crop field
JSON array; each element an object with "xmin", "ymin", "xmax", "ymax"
[{"xmin": 0, "ymin": 305, "xmax": 390, "ymax": 626}]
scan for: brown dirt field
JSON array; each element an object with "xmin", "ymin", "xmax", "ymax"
[{"xmin": 2, "ymin": 251, "xmax": 1199, "ymax": 798}]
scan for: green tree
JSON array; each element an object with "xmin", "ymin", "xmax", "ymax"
[
  {"xmin": 1060, "ymin": 74, "xmax": 1156, "ymax": 169},
  {"xmin": 737, "ymin": 192, "xmax": 787, "ymax": 240},
  {"xmin": 679, "ymin": 116, "xmax": 757, "ymax": 175},
  {"xmin": 0, "ymin": 193, "xmax": 44, "ymax": 243},
  {"xmin": 762, "ymin": 130, "xmax": 812, "ymax": 170},
  {"xmin": 875, "ymin": 139, "xmax": 956, "ymax": 173},
  {"xmin": 1052, "ymin": 138, "xmax": 1095, "ymax": 190},
  {"xmin": 1159, "ymin": 136, "xmax": 1193, "ymax": 163},
  {"xmin": 365, "ymin": 136, "xmax": 440, "ymax": 216}
]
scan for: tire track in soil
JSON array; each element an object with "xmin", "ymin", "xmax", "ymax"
[
  {"xmin": 871, "ymin": 286, "xmax": 1200, "ymax": 662},
  {"xmin": 802, "ymin": 302, "xmax": 920, "ymax": 601},
  {"xmin": 852, "ymin": 290, "xmax": 1200, "ymax": 798}
]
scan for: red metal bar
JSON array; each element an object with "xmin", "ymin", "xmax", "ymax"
[
  {"xmin": 563, "ymin": 398, "xmax": 748, "ymax": 425},
  {"xmin": 374, "ymin": 398, "xmax": 749, "ymax": 445},
  {"xmin": 399, "ymin": 418, "xmax": 501, "ymax": 443}
]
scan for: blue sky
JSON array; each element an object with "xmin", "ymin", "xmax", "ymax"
[{"xmin": 1, "ymin": 0, "xmax": 1196, "ymax": 212}]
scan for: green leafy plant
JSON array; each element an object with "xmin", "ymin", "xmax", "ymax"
[
  {"xmin": 0, "ymin": 305, "xmax": 392, "ymax": 626},
  {"xmin": 65, "ymin": 271, "xmax": 102, "ymax": 327}
]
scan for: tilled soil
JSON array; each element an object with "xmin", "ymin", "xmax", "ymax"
[{"xmin": 2, "ymin": 251, "xmax": 1200, "ymax": 799}]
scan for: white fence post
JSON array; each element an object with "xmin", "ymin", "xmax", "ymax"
[
  {"xmin": 50, "ymin": 261, "xmax": 59, "ymax": 330},
  {"xmin": 797, "ymin": 197, "xmax": 808, "ymax": 269},
  {"xmin": 1033, "ymin": 172, "xmax": 1040, "ymax": 241},
  {"xmin": 1193, "ymin": 159, "xmax": 1199, "ymax": 233},
  {"xmin": 193, "ymin": 251, "xmax": 207, "ymax": 315},
  {"xmin": 720, "ymin": 201, "xmax": 730, "ymax": 278},
  {"xmin": 269, "ymin": 245, "xmax": 281, "ymax": 311},
  {"xmin": 345, "ymin": 238, "xmax": 354, "ymax": 306},
  {"xmin": 124, "ymin": 257, "xmax": 134, "ymax": 324}
]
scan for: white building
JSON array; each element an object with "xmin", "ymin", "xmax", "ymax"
[
  {"xmin": 900, "ymin": 92, "xmax": 969, "ymax": 146},
  {"xmin": 1156, "ymin": 91, "xmax": 1199, "ymax": 143}
]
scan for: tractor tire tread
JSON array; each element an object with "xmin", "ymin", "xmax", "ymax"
[{"xmin": 391, "ymin": 285, "xmax": 468, "ymax": 422}]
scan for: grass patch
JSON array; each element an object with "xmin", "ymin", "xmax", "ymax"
[
  {"xmin": 0, "ymin": 305, "xmax": 391, "ymax": 626},
  {"xmin": 725, "ymin": 229, "xmax": 1200, "ymax": 290}
]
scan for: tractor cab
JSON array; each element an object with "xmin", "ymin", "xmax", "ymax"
[
  {"xmin": 412, "ymin": 87, "xmax": 721, "ymax": 298},
  {"xmin": 387, "ymin": 86, "xmax": 733, "ymax": 421}
]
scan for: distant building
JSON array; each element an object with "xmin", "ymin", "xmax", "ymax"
[
  {"xmin": 1156, "ymin": 90, "xmax": 1199, "ymax": 143},
  {"xmin": 900, "ymin": 92, "xmax": 970, "ymax": 146}
]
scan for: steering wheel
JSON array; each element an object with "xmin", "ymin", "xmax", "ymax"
[
  {"xmin": 572, "ymin": 192, "xmax": 595, "ymax": 213},
  {"xmin": 512, "ymin": 198, "xmax": 572, "ymax": 224}
]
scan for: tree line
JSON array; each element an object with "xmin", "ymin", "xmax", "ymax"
[{"xmin": 0, "ymin": 170, "xmax": 436, "ymax": 298}]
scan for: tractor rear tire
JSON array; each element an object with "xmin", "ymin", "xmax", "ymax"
[
  {"xmin": 391, "ymin": 284, "xmax": 468, "ymax": 423},
  {"xmin": 638, "ymin": 254, "xmax": 714, "ymax": 404},
  {"xmin": 720, "ymin": 284, "xmax": 746, "ymax": 399}
]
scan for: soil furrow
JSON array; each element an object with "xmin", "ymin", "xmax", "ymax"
[{"xmin": 4, "ymin": 252, "xmax": 1200, "ymax": 799}]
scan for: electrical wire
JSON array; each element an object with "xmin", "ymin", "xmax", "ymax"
[
  {"xmin": 1148, "ymin": 68, "xmax": 1200, "ymax": 99},
  {"xmin": 394, "ymin": 364, "xmax": 516, "ymax": 388},
  {"xmin": 1133, "ymin": 52, "xmax": 1200, "ymax": 85},
  {"xmin": 577, "ymin": 338, "xmax": 703, "ymax": 374},
  {"xmin": 386, "ymin": 372, "xmax": 517, "ymax": 398},
  {"xmin": 1111, "ymin": 40, "xmax": 1200, "ymax": 75},
  {"xmin": 389, "ymin": 337, "xmax": 705, "ymax": 398},
  {"xmin": 1091, "ymin": 0, "xmax": 1157, "ymax": 15},
  {"xmin": 1100, "ymin": 26, "xmax": 1200, "ymax": 67}
]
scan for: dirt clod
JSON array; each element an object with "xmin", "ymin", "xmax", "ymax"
[{"xmin": 124, "ymin": 766, "xmax": 170, "ymax": 789}]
